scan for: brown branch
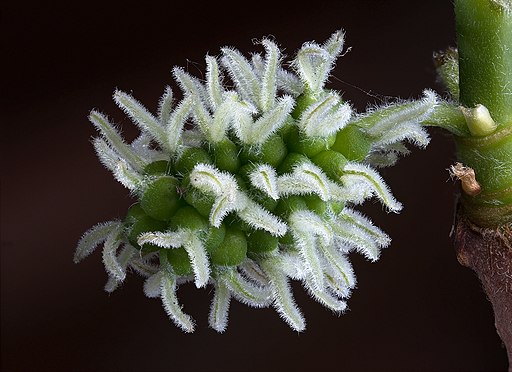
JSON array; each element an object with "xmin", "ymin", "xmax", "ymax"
[{"xmin": 454, "ymin": 207, "xmax": 512, "ymax": 370}]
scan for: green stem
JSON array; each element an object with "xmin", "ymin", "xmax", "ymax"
[
  {"xmin": 454, "ymin": 0, "xmax": 512, "ymax": 227},
  {"xmin": 453, "ymin": 2, "xmax": 512, "ymax": 364},
  {"xmin": 456, "ymin": 0, "xmax": 512, "ymax": 125}
]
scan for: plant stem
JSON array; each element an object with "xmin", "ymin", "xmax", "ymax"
[
  {"xmin": 453, "ymin": 214, "xmax": 512, "ymax": 368},
  {"xmin": 454, "ymin": 0, "xmax": 512, "ymax": 227},
  {"xmin": 453, "ymin": 0, "xmax": 512, "ymax": 368},
  {"xmin": 456, "ymin": 0, "xmax": 512, "ymax": 125}
]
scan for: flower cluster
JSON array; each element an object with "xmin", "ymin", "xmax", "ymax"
[{"xmin": 75, "ymin": 30, "xmax": 437, "ymax": 332}]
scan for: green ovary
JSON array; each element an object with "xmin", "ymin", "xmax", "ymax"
[
  {"xmin": 122, "ymin": 111, "xmax": 369, "ymax": 276},
  {"xmin": 140, "ymin": 176, "xmax": 181, "ymax": 221},
  {"xmin": 332, "ymin": 125, "xmax": 372, "ymax": 161},
  {"xmin": 207, "ymin": 227, "xmax": 248, "ymax": 266}
]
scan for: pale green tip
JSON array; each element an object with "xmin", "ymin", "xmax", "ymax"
[{"xmin": 460, "ymin": 104, "xmax": 498, "ymax": 136}]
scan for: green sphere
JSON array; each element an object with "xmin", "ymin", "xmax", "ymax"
[
  {"xmin": 212, "ymin": 138, "xmax": 240, "ymax": 173},
  {"xmin": 285, "ymin": 126, "xmax": 336, "ymax": 158},
  {"xmin": 251, "ymin": 189, "xmax": 278, "ymax": 212},
  {"xmin": 311, "ymin": 150, "xmax": 348, "ymax": 180},
  {"xmin": 143, "ymin": 160, "xmax": 172, "ymax": 175},
  {"xmin": 274, "ymin": 195, "xmax": 308, "ymax": 218},
  {"xmin": 242, "ymin": 134, "xmax": 288, "ymax": 168},
  {"xmin": 291, "ymin": 92, "xmax": 317, "ymax": 119},
  {"xmin": 140, "ymin": 176, "xmax": 181, "ymax": 221},
  {"xmin": 247, "ymin": 229, "xmax": 279, "ymax": 256},
  {"xmin": 128, "ymin": 214, "xmax": 169, "ymax": 252},
  {"xmin": 208, "ymin": 227, "xmax": 247, "ymax": 266},
  {"xmin": 164, "ymin": 248, "xmax": 193, "ymax": 276},
  {"xmin": 124, "ymin": 203, "xmax": 146, "ymax": 226},
  {"xmin": 304, "ymin": 194, "xmax": 328, "ymax": 215},
  {"xmin": 175, "ymin": 147, "xmax": 212, "ymax": 176},
  {"xmin": 205, "ymin": 224, "xmax": 227, "ymax": 252},
  {"xmin": 170, "ymin": 205, "xmax": 208, "ymax": 232},
  {"xmin": 182, "ymin": 175, "xmax": 215, "ymax": 218},
  {"xmin": 277, "ymin": 152, "xmax": 311, "ymax": 174},
  {"xmin": 332, "ymin": 125, "xmax": 372, "ymax": 161}
]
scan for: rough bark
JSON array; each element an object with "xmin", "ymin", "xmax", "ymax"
[{"xmin": 454, "ymin": 206, "xmax": 512, "ymax": 370}]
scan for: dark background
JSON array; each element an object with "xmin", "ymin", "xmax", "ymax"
[{"xmin": 1, "ymin": 1, "xmax": 508, "ymax": 371}]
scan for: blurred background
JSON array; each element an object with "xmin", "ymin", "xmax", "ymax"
[{"xmin": 1, "ymin": 1, "xmax": 508, "ymax": 371}]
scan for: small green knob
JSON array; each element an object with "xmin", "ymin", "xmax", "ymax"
[
  {"xmin": 140, "ymin": 176, "xmax": 181, "ymax": 221},
  {"xmin": 332, "ymin": 125, "xmax": 372, "ymax": 161},
  {"xmin": 175, "ymin": 147, "xmax": 212, "ymax": 176},
  {"xmin": 208, "ymin": 227, "xmax": 247, "ymax": 266},
  {"xmin": 247, "ymin": 229, "xmax": 279, "ymax": 256}
]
